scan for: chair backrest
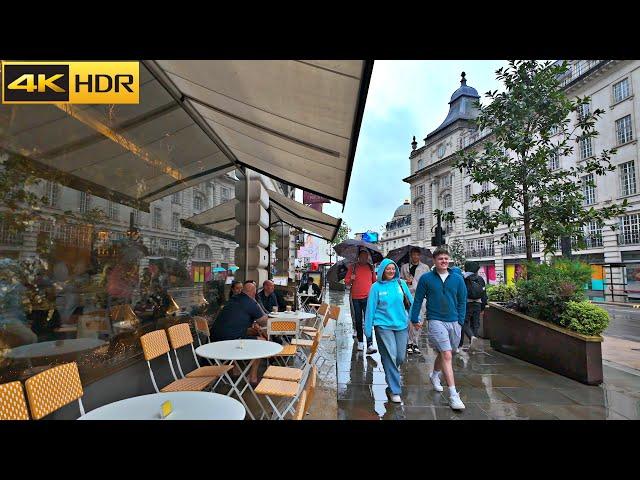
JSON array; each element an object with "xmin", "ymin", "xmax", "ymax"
[
  {"xmin": 167, "ymin": 323, "xmax": 194, "ymax": 350},
  {"xmin": 193, "ymin": 316, "xmax": 210, "ymax": 338},
  {"xmin": 323, "ymin": 307, "xmax": 336, "ymax": 328},
  {"xmin": 140, "ymin": 329, "xmax": 171, "ymax": 361},
  {"xmin": 328, "ymin": 305, "xmax": 340, "ymax": 321},
  {"xmin": 0, "ymin": 381, "xmax": 30, "ymax": 420},
  {"xmin": 307, "ymin": 330, "xmax": 322, "ymax": 365},
  {"xmin": 317, "ymin": 303, "xmax": 329, "ymax": 316},
  {"xmin": 267, "ymin": 318, "xmax": 299, "ymax": 340},
  {"xmin": 293, "ymin": 390, "xmax": 307, "ymax": 420},
  {"xmin": 24, "ymin": 362, "xmax": 84, "ymax": 420},
  {"xmin": 303, "ymin": 365, "xmax": 317, "ymax": 417}
]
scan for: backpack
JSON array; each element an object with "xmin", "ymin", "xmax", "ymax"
[{"xmin": 465, "ymin": 273, "xmax": 485, "ymax": 300}]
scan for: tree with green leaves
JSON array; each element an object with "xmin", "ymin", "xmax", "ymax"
[
  {"xmin": 448, "ymin": 238, "xmax": 466, "ymax": 267},
  {"xmin": 455, "ymin": 60, "xmax": 627, "ymax": 263},
  {"xmin": 331, "ymin": 220, "xmax": 351, "ymax": 246}
]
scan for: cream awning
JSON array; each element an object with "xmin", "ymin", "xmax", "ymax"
[
  {"xmin": 1, "ymin": 61, "xmax": 371, "ymax": 211},
  {"xmin": 145, "ymin": 60, "xmax": 373, "ymax": 204},
  {"xmin": 182, "ymin": 189, "xmax": 341, "ymax": 242}
]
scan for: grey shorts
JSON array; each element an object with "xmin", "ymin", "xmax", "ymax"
[{"xmin": 427, "ymin": 320, "xmax": 462, "ymax": 352}]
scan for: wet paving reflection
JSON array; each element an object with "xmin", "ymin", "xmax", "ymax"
[{"xmin": 329, "ymin": 291, "xmax": 640, "ymax": 420}]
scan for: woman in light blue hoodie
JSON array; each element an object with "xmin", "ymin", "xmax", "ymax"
[{"xmin": 365, "ymin": 258, "xmax": 413, "ymax": 403}]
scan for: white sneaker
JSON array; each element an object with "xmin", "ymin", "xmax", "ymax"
[
  {"xmin": 366, "ymin": 345, "xmax": 377, "ymax": 355},
  {"xmin": 429, "ymin": 372, "xmax": 444, "ymax": 392},
  {"xmin": 357, "ymin": 341, "xmax": 364, "ymax": 351},
  {"xmin": 390, "ymin": 394, "xmax": 402, "ymax": 404},
  {"xmin": 469, "ymin": 336, "xmax": 479, "ymax": 351},
  {"xmin": 449, "ymin": 394, "xmax": 466, "ymax": 410}
]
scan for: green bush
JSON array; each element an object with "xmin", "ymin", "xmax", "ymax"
[
  {"xmin": 559, "ymin": 301, "xmax": 609, "ymax": 336},
  {"xmin": 512, "ymin": 260, "xmax": 590, "ymax": 325},
  {"xmin": 487, "ymin": 283, "xmax": 517, "ymax": 302}
]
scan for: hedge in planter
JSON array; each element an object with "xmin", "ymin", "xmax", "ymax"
[{"xmin": 559, "ymin": 301, "xmax": 609, "ymax": 336}]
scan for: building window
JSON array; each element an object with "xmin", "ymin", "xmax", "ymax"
[
  {"xmin": 619, "ymin": 161, "xmax": 637, "ymax": 197},
  {"xmin": 108, "ymin": 201, "xmax": 119, "ymax": 221},
  {"xmin": 616, "ymin": 115, "xmax": 633, "ymax": 145},
  {"xmin": 79, "ymin": 192, "xmax": 91, "ymax": 214},
  {"xmin": 221, "ymin": 187, "xmax": 231, "ymax": 203},
  {"xmin": 132, "ymin": 209, "xmax": 141, "ymax": 226},
  {"xmin": 550, "ymin": 124, "xmax": 560, "ymax": 135},
  {"xmin": 437, "ymin": 144, "xmax": 445, "ymax": 158},
  {"xmin": 613, "ymin": 78, "xmax": 630, "ymax": 103},
  {"xmin": 442, "ymin": 174, "xmax": 452, "ymax": 188},
  {"xmin": 171, "ymin": 192, "xmax": 181, "ymax": 204},
  {"xmin": 44, "ymin": 181, "xmax": 59, "ymax": 207},
  {"xmin": 548, "ymin": 152, "xmax": 560, "ymax": 170},
  {"xmin": 417, "ymin": 159, "xmax": 424, "ymax": 170},
  {"xmin": 419, "ymin": 218, "xmax": 425, "ymax": 229},
  {"xmin": 620, "ymin": 214, "xmax": 640, "ymax": 245},
  {"xmin": 417, "ymin": 202, "xmax": 424, "ymax": 215},
  {"xmin": 585, "ymin": 221, "xmax": 603, "ymax": 248},
  {"xmin": 172, "ymin": 212, "xmax": 180, "ymax": 232},
  {"xmin": 153, "ymin": 207, "xmax": 162, "ymax": 229},
  {"xmin": 582, "ymin": 174, "xmax": 596, "ymax": 205},
  {"xmin": 580, "ymin": 137, "xmax": 593, "ymax": 160},
  {"xmin": 577, "ymin": 103, "xmax": 590, "ymax": 121},
  {"xmin": 443, "ymin": 194, "xmax": 452, "ymax": 209},
  {"xmin": 193, "ymin": 192, "xmax": 204, "ymax": 211},
  {"xmin": 222, "ymin": 247, "xmax": 230, "ymax": 262},
  {"xmin": 194, "ymin": 244, "xmax": 212, "ymax": 260},
  {"xmin": 482, "ymin": 181, "xmax": 489, "ymax": 192},
  {"xmin": 417, "ymin": 185, "xmax": 424, "ymax": 196},
  {"xmin": 464, "ymin": 185, "xmax": 471, "ymax": 202}
]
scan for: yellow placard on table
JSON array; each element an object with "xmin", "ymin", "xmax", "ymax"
[{"xmin": 161, "ymin": 400, "xmax": 173, "ymax": 419}]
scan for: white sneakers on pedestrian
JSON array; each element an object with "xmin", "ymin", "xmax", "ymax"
[
  {"xmin": 429, "ymin": 371, "xmax": 444, "ymax": 392},
  {"xmin": 357, "ymin": 341, "xmax": 364, "ymax": 351},
  {"xmin": 390, "ymin": 394, "xmax": 402, "ymax": 404},
  {"xmin": 366, "ymin": 345, "xmax": 377, "ymax": 355},
  {"xmin": 469, "ymin": 336, "xmax": 479, "ymax": 351},
  {"xmin": 449, "ymin": 393, "xmax": 466, "ymax": 410}
]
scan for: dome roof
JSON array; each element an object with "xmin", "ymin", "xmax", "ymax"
[
  {"xmin": 393, "ymin": 200, "xmax": 411, "ymax": 218},
  {"xmin": 449, "ymin": 83, "xmax": 479, "ymax": 103}
]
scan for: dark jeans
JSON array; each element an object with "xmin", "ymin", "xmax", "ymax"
[
  {"xmin": 352, "ymin": 297, "xmax": 372, "ymax": 346},
  {"xmin": 460, "ymin": 302, "xmax": 481, "ymax": 347}
]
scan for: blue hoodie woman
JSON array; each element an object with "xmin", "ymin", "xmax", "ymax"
[{"xmin": 365, "ymin": 258, "xmax": 413, "ymax": 403}]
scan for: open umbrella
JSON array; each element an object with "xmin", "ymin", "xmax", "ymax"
[
  {"xmin": 386, "ymin": 245, "xmax": 433, "ymax": 267},
  {"xmin": 228, "ymin": 266, "xmax": 239, "ymax": 272},
  {"xmin": 333, "ymin": 239, "xmax": 383, "ymax": 264},
  {"xmin": 212, "ymin": 267, "xmax": 226, "ymax": 273},
  {"xmin": 326, "ymin": 259, "xmax": 350, "ymax": 284}
]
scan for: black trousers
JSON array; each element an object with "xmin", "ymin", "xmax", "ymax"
[{"xmin": 460, "ymin": 302, "xmax": 481, "ymax": 347}]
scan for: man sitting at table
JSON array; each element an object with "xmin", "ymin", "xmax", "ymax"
[
  {"xmin": 257, "ymin": 280, "xmax": 286, "ymax": 313},
  {"xmin": 298, "ymin": 276, "xmax": 321, "ymax": 304},
  {"xmin": 211, "ymin": 281, "xmax": 268, "ymax": 384}
]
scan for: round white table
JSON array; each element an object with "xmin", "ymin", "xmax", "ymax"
[
  {"xmin": 5, "ymin": 338, "xmax": 106, "ymax": 360},
  {"xmin": 195, "ymin": 340, "xmax": 283, "ymax": 420},
  {"xmin": 78, "ymin": 391, "xmax": 246, "ymax": 420},
  {"xmin": 269, "ymin": 311, "xmax": 316, "ymax": 321}
]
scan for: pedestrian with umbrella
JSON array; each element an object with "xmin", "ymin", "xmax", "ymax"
[{"xmin": 345, "ymin": 249, "xmax": 378, "ymax": 354}]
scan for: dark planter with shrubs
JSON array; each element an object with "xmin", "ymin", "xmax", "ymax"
[{"xmin": 484, "ymin": 302, "xmax": 603, "ymax": 385}]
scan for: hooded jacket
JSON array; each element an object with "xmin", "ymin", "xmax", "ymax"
[
  {"xmin": 411, "ymin": 266, "xmax": 467, "ymax": 325},
  {"xmin": 364, "ymin": 258, "xmax": 413, "ymax": 339}
]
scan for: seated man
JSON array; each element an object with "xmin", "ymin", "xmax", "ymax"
[
  {"xmin": 257, "ymin": 280, "xmax": 286, "ymax": 313},
  {"xmin": 211, "ymin": 281, "xmax": 268, "ymax": 383},
  {"xmin": 298, "ymin": 276, "xmax": 321, "ymax": 305}
]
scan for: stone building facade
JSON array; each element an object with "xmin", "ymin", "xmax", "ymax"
[
  {"xmin": 380, "ymin": 200, "xmax": 412, "ymax": 255},
  {"xmin": 404, "ymin": 61, "xmax": 640, "ymax": 301}
]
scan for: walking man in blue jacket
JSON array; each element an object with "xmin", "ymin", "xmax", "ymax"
[{"xmin": 410, "ymin": 247, "xmax": 467, "ymax": 410}]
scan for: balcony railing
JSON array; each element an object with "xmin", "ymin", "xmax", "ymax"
[
  {"xmin": 466, "ymin": 246, "xmax": 495, "ymax": 258},
  {"xmin": 618, "ymin": 233, "xmax": 640, "ymax": 246},
  {"xmin": 559, "ymin": 60, "xmax": 606, "ymax": 88},
  {"xmin": 501, "ymin": 242, "xmax": 540, "ymax": 255},
  {"xmin": 0, "ymin": 221, "xmax": 23, "ymax": 246}
]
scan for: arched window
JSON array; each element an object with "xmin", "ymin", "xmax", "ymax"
[
  {"xmin": 193, "ymin": 192, "xmax": 205, "ymax": 211},
  {"xmin": 194, "ymin": 244, "xmax": 212, "ymax": 260},
  {"xmin": 443, "ymin": 194, "xmax": 452, "ymax": 209}
]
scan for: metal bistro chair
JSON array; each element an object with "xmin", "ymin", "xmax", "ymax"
[
  {"xmin": 193, "ymin": 316, "xmax": 214, "ymax": 365},
  {"xmin": 267, "ymin": 318, "xmax": 300, "ymax": 343},
  {"xmin": 300, "ymin": 304, "xmax": 329, "ymax": 338},
  {"xmin": 24, "ymin": 362, "xmax": 85, "ymax": 420},
  {"xmin": 139, "ymin": 330, "xmax": 215, "ymax": 394},
  {"xmin": 166, "ymin": 323, "xmax": 232, "ymax": 392},
  {"xmin": 255, "ymin": 362, "xmax": 312, "ymax": 420},
  {"xmin": 262, "ymin": 331, "xmax": 321, "ymax": 383},
  {"xmin": 0, "ymin": 381, "xmax": 30, "ymax": 420}
]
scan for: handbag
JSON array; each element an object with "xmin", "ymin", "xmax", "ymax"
[{"xmin": 397, "ymin": 279, "xmax": 411, "ymax": 311}]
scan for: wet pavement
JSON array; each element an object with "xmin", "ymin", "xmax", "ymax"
[{"xmin": 330, "ymin": 291, "xmax": 640, "ymax": 420}]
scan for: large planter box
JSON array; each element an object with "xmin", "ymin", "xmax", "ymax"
[{"xmin": 484, "ymin": 302, "xmax": 603, "ymax": 385}]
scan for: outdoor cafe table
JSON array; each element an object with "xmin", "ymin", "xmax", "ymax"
[
  {"xmin": 269, "ymin": 311, "xmax": 316, "ymax": 321},
  {"xmin": 195, "ymin": 339, "xmax": 283, "ymax": 420},
  {"xmin": 5, "ymin": 338, "xmax": 106, "ymax": 361},
  {"xmin": 78, "ymin": 391, "xmax": 245, "ymax": 420},
  {"xmin": 298, "ymin": 293, "xmax": 316, "ymax": 308}
]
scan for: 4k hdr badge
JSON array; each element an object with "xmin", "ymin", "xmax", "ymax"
[{"xmin": 1, "ymin": 61, "xmax": 139, "ymax": 104}]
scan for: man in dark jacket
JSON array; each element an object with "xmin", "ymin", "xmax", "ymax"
[
  {"xmin": 459, "ymin": 260, "xmax": 488, "ymax": 351},
  {"xmin": 298, "ymin": 276, "xmax": 321, "ymax": 305},
  {"xmin": 257, "ymin": 280, "xmax": 286, "ymax": 313}
]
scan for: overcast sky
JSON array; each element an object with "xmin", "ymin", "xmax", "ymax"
[{"xmin": 318, "ymin": 60, "xmax": 510, "ymax": 236}]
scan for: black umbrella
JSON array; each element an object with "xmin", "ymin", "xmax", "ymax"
[
  {"xmin": 326, "ymin": 259, "xmax": 350, "ymax": 284},
  {"xmin": 333, "ymin": 239, "xmax": 383, "ymax": 264},
  {"xmin": 386, "ymin": 245, "xmax": 433, "ymax": 267}
]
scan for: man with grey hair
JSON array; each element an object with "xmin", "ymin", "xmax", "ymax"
[{"xmin": 257, "ymin": 279, "xmax": 285, "ymax": 313}]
